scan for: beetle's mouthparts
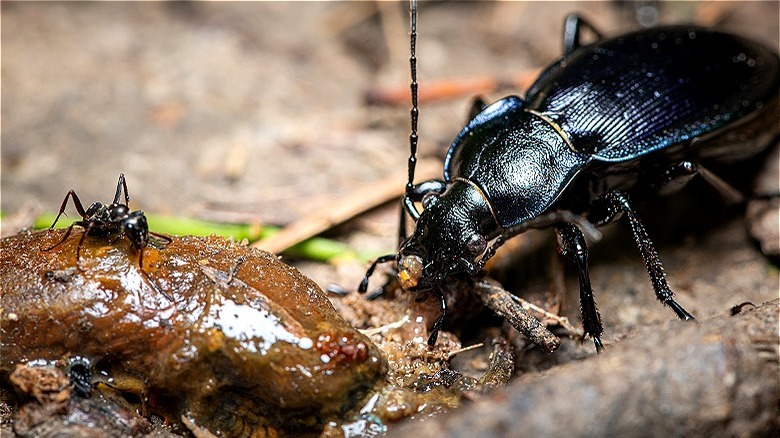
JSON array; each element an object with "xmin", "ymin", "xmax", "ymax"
[{"xmin": 398, "ymin": 255, "xmax": 423, "ymax": 290}]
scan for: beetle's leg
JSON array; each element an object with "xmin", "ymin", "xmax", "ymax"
[
  {"xmin": 359, "ymin": 254, "xmax": 397, "ymax": 294},
  {"xmin": 50, "ymin": 190, "xmax": 90, "ymax": 228},
  {"xmin": 479, "ymin": 209, "xmax": 602, "ymax": 279},
  {"xmin": 654, "ymin": 161, "xmax": 745, "ymax": 204},
  {"xmin": 556, "ymin": 223, "xmax": 604, "ymax": 352},
  {"xmin": 591, "ymin": 191, "xmax": 695, "ymax": 321},
  {"xmin": 400, "ymin": 180, "xmax": 448, "ymax": 245},
  {"xmin": 652, "ymin": 161, "xmax": 700, "ymax": 195},
  {"xmin": 364, "ymin": 182, "xmax": 440, "ymax": 296},
  {"xmin": 399, "ymin": 198, "xmax": 410, "ymax": 246},
  {"xmin": 455, "ymin": 256, "xmax": 480, "ymax": 275},
  {"xmin": 403, "ymin": 179, "xmax": 448, "ymax": 221},
  {"xmin": 475, "ymin": 235, "xmax": 506, "ymax": 271},
  {"xmin": 563, "ymin": 15, "xmax": 604, "ymax": 55},
  {"xmin": 501, "ymin": 210, "xmax": 601, "ymax": 243},
  {"xmin": 426, "ymin": 288, "xmax": 447, "ymax": 347},
  {"xmin": 468, "ymin": 97, "xmax": 488, "ymax": 121}
]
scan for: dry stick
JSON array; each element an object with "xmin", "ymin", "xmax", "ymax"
[{"xmin": 253, "ymin": 158, "xmax": 442, "ymax": 254}]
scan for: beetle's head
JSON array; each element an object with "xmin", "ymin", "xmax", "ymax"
[{"xmin": 397, "ymin": 181, "xmax": 495, "ymax": 292}]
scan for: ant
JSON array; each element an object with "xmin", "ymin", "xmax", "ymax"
[{"xmin": 43, "ymin": 173, "xmax": 173, "ymax": 301}]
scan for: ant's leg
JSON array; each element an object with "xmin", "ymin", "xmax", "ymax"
[
  {"xmin": 591, "ymin": 191, "xmax": 694, "ymax": 321},
  {"xmin": 563, "ymin": 15, "xmax": 604, "ymax": 55},
  {"xmin": 426, "ymin": 288, "xmax": 447, "ymax": 347},
  {"xmin": 149, "ymin": 231, "xmax": 173, "ymax": 247},
  {"xmin": 114, "ymin": 173, "xmax": 130, "ymax": 206},
  {"xmin": 42, "ymin": 222, "xmax": 79, "ymax": 252},
  {"xmin": 74, "ymin": 222, "xmax": 94, "ymax": 271},
  {"xmin": 108, "ymin": 232, "xmax": 125, "ymax": 246},
  {"xmin": 138, "ymin": 247, "xmax": 173, "ymax": 302},
  {"xmin": 556, "ymin": 223, "xmax": 604, "ymax": 352},
  {"xmin": 50, "ymin": 190, "xmax": 89, "ymax": 228}
]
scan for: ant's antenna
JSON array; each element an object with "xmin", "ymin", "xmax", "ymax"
[{"xmin": 406, "ymin": 0, "xmax": 419, "ymax": 194}]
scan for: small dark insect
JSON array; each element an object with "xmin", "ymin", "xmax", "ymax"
[
  {"xmin": 43, "ymin": 173, "xmax": 172, "ymax": 300},
  {"xmin": 67, "ymin": 357, "xmax": 92, "ymax": 398},
  {"xmin": 360, "ymin": 1, "xmax": 780, "ymax": 351}
]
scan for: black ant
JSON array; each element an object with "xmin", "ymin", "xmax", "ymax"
[{"xmin": 43, "ymin": 173, "xmax": 173, "ymax": 301}]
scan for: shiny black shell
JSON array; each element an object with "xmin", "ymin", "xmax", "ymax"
[{"xmin": 444, "ymin": 26, "xmax": 780, "ymax": 228}]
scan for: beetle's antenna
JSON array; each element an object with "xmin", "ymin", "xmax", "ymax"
[{"xmin": 406, "ymin": 0, "xmax": 419, "ymax": 194}]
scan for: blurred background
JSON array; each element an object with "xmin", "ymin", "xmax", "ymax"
[{"xmin": 2, "ymin": 1, "xmax": 778, "ymax": 288}]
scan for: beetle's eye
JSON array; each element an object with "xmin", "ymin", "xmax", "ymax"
[
  {"xmin": 465, "ymin": 234, "xmax": 487, "ymax": 256},
  {"xmin": 421, "ymin": 192, "xmax": 439, "ymax": 210}
]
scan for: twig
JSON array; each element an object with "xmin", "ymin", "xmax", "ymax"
[
  {"xmin": 253, "ymin": 158, "xmax": 441, "ymax": 254},
  {"xmin": 448, "ymin": 342, "xmax": 485, "ymax": 359},
  {"xmin": 509, "ymin": 294, "xmax": 582, "ymax": 336},
  {"xmin": 359, "ymin": 314, "xmax": 411, "ymax": 337},
  {"xmin": 181, "ymin": 415, "xmax": 218, "ymax": 438}
]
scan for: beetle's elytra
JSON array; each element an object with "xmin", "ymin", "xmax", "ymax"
[{"xmin": 361, "ymin": 1, "xmax": 780, "ymax": 351}]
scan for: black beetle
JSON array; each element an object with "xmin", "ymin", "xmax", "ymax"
[
  {"xmin": 44, "ymin": 173, "xmax": 173, "ymax": 301},
  {"xmin": 361, "ymin": 1, "xmax": 780, "ymax": 351}
]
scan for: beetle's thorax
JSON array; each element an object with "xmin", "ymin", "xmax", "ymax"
[
  {"xmin": 447, "ymin": 97, "xmax": 591, "ymax": 229},
  {"xmin": 398, "ymin": 180, "xmax": 496, "ymax": 291}
]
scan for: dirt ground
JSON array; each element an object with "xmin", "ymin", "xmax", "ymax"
[{"xmin": 2, "ymin": 1, "xmax": 779, "ymax": 437}]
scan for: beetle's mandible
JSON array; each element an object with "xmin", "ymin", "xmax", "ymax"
[{"xmin": 360, "ymin": 1, "xmax": 780, "ymax": 351}]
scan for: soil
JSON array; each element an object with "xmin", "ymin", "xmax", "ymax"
[{"xmin": 2, "ymin": 2, "xmax": 778, "ymax": 437}]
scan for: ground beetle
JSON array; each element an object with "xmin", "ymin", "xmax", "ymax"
[{"xmin": 361, "ymin": 1, "xmax": 780, "ymax": 351}]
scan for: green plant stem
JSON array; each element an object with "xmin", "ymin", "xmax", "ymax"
[{"xmin": 31, "ymin": 213, "xmax": 379, "ymax": 263}]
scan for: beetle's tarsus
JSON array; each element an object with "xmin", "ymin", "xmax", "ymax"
[
  {"xmin": 593, "ymin": 336, "xmax": 604, "ymax": 353},
  {"xmin": 592, "ymin": 191, "xmax": 696, "ymax": 322},
  {"xmin": 667, "ymin": 298, "xmax": 695, "ymax": 321}
]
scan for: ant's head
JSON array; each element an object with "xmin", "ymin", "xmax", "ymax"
[
  {"xmin": 396, "ymin": 181, "xmax": 494, "ymax": 292},
  {"xmin": 122, "ymin": 210, "xmax": 149, "ymax": 250}
]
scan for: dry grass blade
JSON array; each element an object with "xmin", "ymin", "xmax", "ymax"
[{"xmin": 254, "ymin": 158, "xmax": 442, "ymax": 254}]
